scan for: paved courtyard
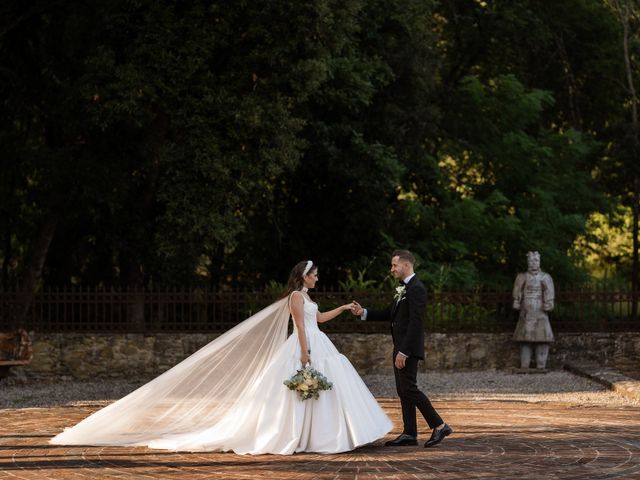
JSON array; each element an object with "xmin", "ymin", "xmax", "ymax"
[{"xmin": 2, "ymin": 394, "xmax": 640, "ymax": 479}]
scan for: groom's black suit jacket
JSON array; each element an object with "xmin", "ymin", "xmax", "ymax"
[{"xmin": 367, "ymin": 276, "xmax": 426, "ymax": 360}]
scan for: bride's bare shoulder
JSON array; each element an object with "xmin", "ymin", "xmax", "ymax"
[{"xmin": 289, "ymin": 290, "xmax": 304, "ymax": 304}]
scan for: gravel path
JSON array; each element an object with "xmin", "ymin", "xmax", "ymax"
[
  {"xmin": 2, "ymin": 369, "xmax": 638, "ymax": 410},
  {"xmin": 367, "ymin": 370, "xmax": 640, "ymax": 406}
]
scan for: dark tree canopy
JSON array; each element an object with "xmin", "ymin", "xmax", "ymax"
[{"xmin": 1, "ymin": 0, "xmax": 637, "ymax": 295}]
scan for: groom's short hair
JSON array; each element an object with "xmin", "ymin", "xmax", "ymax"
[{"xmin": 392, "ymin": 249, "xmax": 416, "ymax": 265}]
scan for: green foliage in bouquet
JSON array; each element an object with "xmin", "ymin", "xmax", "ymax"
[{"xmin": 284, "ymin": 365, "xmax": 333, "ymax": 401}]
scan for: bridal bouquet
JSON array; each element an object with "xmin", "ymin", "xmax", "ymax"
[{"xmin": 284, "ymin": 365, "xmax": 333, "ymax": 401}]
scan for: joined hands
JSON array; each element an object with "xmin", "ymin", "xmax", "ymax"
[
  {"xmin": 349, "ymin": 301, "xmax": 364, "ymax": 317},
  {"xmin": 339, "ymin": 302, "xmax": 364, "ymax": 316}
]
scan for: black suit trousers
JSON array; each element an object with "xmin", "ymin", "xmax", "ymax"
[{"xmin": 393, "ymin": 351, "xmax": 442, "ymax": 436}]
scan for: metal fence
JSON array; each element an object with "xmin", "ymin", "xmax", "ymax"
[{"xmin": 0, "ymin": 287, "xmax": 638, "ymax": 333}]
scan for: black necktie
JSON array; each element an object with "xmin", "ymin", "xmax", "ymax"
[{"xmin": 399, "ymin": 280, "xmax": 406, "ymax": 286}]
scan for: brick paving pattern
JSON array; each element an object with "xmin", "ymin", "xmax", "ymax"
[{"xmin": 2, "ymin": 398, "xmax": 640, "ymax": 479}]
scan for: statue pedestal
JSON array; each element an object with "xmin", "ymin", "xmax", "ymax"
[{"xmin": 511, "ymin": 367, "xmax": 549, "ymax": 374}]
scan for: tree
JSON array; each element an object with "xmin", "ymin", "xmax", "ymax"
[
  {"xmin": 0, "ymin": 1, "xmax": 333, "ymax": 324},
  {"xmin": 602, "ymin": 0, "xmax": 640, "ymax": 317},
  {"xmin": 396, "ymin": 75, "xmax": 606, "ymax": 288},
  {"xmin": 1, "ymin": 0, "xmax": 633, "ymax": 302},
  {"xmin": 226, "ymin": 0, "xmax": 439, "ymax": 284}
]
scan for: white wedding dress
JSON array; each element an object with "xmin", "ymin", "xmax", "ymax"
[
  {"xmin": 51, "ymin": 295, "xmax": 392, "ymax": 455},
  {"xmin": 149, "ymin": 297, "xmax": 392, "ymax": 454}
]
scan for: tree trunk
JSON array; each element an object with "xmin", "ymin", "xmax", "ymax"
[
  {"xmin": 209, "ymin": 243, "xmax": 225, "ymax": 289},
  {"xmin": 118, "ymin": 108, "xmax": 167, "ymax": 332},
  {"xmin": 2, "ymin": 169, "xmax": 15, "ymax": 290},
  {"xmin": 554, "ymin": 33, "xmax": 583, "ymax": 129},
  {"xmin": 617, "ymin": 0, "xmax": 640, "ymax": 319},
  {"xmin": 15, "ymin": 210, "xmax": 59, "ymax": 328},
  {"xmin": 632, "ymin": 189, "xmax": 639, "ymax": 319},
  {"xmin": 2, "ymin": 215, "xmax": 12, "ymax": 291},
  {"xmin": 120, "ymin": 249, "xmax": 146, "ymax": 332}
]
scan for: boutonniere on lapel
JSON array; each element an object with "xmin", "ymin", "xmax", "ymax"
[{"xmin": 394, "ymin": 285, "xmax": 406, "ymax": 302}]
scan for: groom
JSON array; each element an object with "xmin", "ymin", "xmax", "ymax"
[{"xmin": 352, "ymin": 250, "xmax": 452, "ymax": 447}]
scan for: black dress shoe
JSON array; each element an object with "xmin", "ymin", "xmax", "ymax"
[
  {"xmin": 385, "ymin": 433, "xmax": 418, "ymax": 446},
  {"xmin": 424, "ymin": 423, "xmax": 453, "ymax": 447}
]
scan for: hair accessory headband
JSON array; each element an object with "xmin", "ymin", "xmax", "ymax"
[{"xmin": 303, "ymin": 260, "xmax": 313, "ymax": 276}]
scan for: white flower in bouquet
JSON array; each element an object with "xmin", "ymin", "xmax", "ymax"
[
  {"xmin": 284, "ymin": 365, "xmax": 333, "ymax": 400},
  {"xmin": 394, "ymin": 285, "xmax": 406, "ymax": 302}
]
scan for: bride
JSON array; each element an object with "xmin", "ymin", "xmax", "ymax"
[{"xmin": 50, "ymin": 260, "xmax": 392, "ymax": 454}]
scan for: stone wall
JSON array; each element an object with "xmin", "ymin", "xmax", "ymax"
[
  {"xmin": 10, "ymin": 331, "xmax": 639, "ymax": 381},
  {"xmin": 329, "ymin": 332, "xmax": 634, "ymax": 373}
]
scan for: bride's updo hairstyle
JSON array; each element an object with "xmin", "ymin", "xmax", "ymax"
[{"xmin": 286, "ymin": 260, "xmax": 316, "ymax": 294}]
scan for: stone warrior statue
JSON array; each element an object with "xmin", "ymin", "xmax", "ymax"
[{"xmin": 512, "ymin": 251, "xmax": 555, "ymax": 369}]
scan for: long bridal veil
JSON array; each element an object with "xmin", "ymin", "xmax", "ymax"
[{"xmin": 50, "ymin": 297, "xmax": 291, "ymax": 446}]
